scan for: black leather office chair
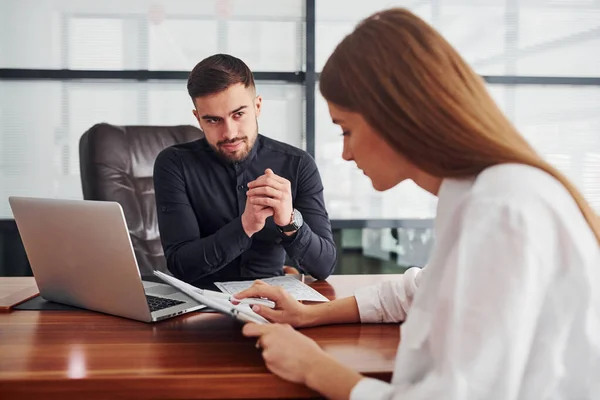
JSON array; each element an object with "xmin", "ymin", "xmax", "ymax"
[{"xmin": 79, "ymin": 123, "xmax": 203, "ymax": 276}]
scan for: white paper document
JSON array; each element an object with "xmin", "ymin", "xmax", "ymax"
[{"xmin": 214, "ymin": 276, "xmax": 330, "ymax": 302}]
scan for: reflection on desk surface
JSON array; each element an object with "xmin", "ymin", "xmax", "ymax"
[{"xmin": 0, "ymin": 274, "xmax": 403, "ymax": 399}]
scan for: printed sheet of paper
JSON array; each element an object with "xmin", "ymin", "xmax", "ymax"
[{"xmin": 214, "ymin": 276, "xmax": 330, "ymax": 302}]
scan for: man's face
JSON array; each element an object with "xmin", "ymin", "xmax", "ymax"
[{"xmin": 192, "ymin": 83, "xmax": 262, "ymax": 163}]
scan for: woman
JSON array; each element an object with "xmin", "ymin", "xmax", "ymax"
[{"xmin": 239, "ymin": 8, "xmax": 600, "ymax": 400}]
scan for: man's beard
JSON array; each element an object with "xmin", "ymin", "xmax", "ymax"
[{"xmin": 210, "ymin": 120, "xmax": 258, "ymax": 163}]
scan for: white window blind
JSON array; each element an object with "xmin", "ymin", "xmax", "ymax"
[
  {"xmin": 0, "ymin": 0, "xmax": 304, "ymax": 71},
  {"xmin": 315, "ymin": 0, "xmax": 600, "ymax": 220},
  {"xmin": 1, "ymin": 0, "xmax": 599, "ymax": 221},
  {"xmin": 0, "ymin": 0, "xmax": 305, "ymax": 219},
  {"xmin": 0, "ymin": 79, "xmax": 303, "ymax": 218}
]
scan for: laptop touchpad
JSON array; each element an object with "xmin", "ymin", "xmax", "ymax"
[{"xmin": 146, "ymin": 284, "xmax": 179, "ymax": 296}]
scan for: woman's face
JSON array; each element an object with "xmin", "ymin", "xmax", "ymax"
[{"xmin": 327, "ymin": 101, "xmax": 416, "ymax": 191}]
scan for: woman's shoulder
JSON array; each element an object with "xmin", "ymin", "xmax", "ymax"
[
  {"xmin": 471, "ymin": 163, "xmax": 573, "ymax": 208},
  {"xmin": 465, "ymin": 164, "xmax": 596, "ymax": 252},
  {"xmin": 454, "ymin": 163, "xmax": 597, "ymax": 264}
]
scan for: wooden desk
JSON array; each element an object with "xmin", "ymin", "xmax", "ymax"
[{"xmin": 0, "ymin": 274, "xmax": 402, "ymax": 399}]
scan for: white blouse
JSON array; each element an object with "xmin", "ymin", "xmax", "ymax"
[{"xmin": 350, "ymin": 164, "xmax": 600, "ymax": 400}]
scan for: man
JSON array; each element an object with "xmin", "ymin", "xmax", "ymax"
[{"xmin": 154, "ymin": 53, "xmax": 337, "ymax": 286}]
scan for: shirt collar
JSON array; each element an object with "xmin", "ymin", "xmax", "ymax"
[{"xmin": 234, "ymin": 134, "xmax": 261, "ymax": 171}]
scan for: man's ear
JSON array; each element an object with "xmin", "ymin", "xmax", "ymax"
[{"xmin": 254, "ymin": 95, "xmax": 262, "ymax": 118}]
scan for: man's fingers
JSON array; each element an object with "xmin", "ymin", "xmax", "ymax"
[
  {"xmin": 258, "ymin": 207, "xmax": 274, "ymax": 220},
  {"xmin": 251, "ymin": 197, "xmax": 278, "ymax": 208},
  {"xmin": 264, "ymin": 169, "xmax": 288, "ymax": 185},
  {"xmin": 248, "ymin": 175, "xmax": 284, "ymax": 190},
  {"xmin": 247, "ymin": 201, "xmax": 274, "ymax": 217},
  {"xmin": 247, "ymin": 169, "xmax": 289, "ymax": 190},
  {"xmin": 250, "ymin": 203, "xmax": 271, "ymax": 212},
  {"xmin": 247, "ymin": 186, "xmax": 281, "ymax": 199}
]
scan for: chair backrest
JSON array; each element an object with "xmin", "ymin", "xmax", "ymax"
[{"xmin": 79, "ymin": 123, "xmax": 203, "ymax": 276}]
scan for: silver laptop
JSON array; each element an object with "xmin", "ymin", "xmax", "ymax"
[{"xmin": 9, "ymin": 196, "xmax": 205, "ymax": 322}]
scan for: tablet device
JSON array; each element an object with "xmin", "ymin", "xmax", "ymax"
[{"xmin": 153, "ymin": 271, "xmax": 269, "ymax": 325}]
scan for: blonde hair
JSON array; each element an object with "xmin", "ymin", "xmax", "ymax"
[{"xmin": 319, "ymin": 8, "xmax": 600, "ymax": 244}]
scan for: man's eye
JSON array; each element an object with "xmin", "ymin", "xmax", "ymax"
[
  {"xmin": 342, "ymin": 130, "xmax": 351, "ymax": 136},
  {"xmin": 234, "ymin": 112, "xmax": 244, "ymax": 118},
  {"xmin": 207, "ymin": 118, "xmax": 219, "ymax": 124}
]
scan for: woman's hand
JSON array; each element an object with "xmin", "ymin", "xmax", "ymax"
[
  {"xmin": 243, "ymin": 322, "xmax": 364, "ymax": 399},
  {"xmin": 242, "ymin": 323, "xmax": 326, "ymax": 384},
  {"xmin": 234, "ymin": 280, "xmax": 313, "ymax": 327}
]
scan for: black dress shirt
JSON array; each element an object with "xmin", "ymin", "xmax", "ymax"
[{"xmin": 153, "ymin": 134, "xmax": 337, "ymax": 286}]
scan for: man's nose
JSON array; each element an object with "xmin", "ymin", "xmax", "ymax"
[{"xmin": 221, "ymin": 119, "xmax": 238, "ymax": 141}]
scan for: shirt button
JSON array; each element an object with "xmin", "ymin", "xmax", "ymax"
[{"xmin": 237, "ymin": 184, "xmax": 244, "ymax": 191}]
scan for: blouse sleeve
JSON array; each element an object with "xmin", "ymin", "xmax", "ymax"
[{"xmin": 354, "ymin": 266, "xmax": 424, "ymax": 323}]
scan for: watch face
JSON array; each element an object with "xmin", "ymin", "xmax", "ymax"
[{"xmin": 293, "ymin": 209, "xmax": 303, "ymax": 227}]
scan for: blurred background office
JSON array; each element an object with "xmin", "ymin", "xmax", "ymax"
[{"xmin": 1, "ymin": 0, "xmax": 599, "ymax": 277}]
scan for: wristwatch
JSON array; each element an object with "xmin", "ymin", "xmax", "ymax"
[{"xmin": 277, "ymin": 209, "xmax": 304, "ymax": 233}]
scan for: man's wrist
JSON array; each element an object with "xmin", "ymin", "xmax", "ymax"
[
  {"xmin": 240, "ymin": 215, "xmax": 255, "ymax": 238},
  {"xmin": 277, "ymin": 208, "xmax": 303, "ymax": 234},
  {"xmin": 283, "ymin": 228, "xmax": 298, "ymax": 237},
  {"xmin": 276, "ymin": 207, "xmax": 294, "ymax": 227}
]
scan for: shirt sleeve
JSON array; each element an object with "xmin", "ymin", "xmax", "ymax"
[
  {"xmin": 349, "ymin": 197, "xmax": 550, "ymax": 400},
  {"xmin": 154, "ymin": 149, "xmax": 252, "ymax": 282},
  {"xmin": 280, "ymin": 154, "xmax": 337, "ymax": 280},
  {"xmin": 354, "ymin": 267, "xmax": 423, "ymax": 323}
]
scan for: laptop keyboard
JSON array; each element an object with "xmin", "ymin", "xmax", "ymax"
[{"xmin": 146, "ymin": 295, "xmax": 185, "ymax": 313}]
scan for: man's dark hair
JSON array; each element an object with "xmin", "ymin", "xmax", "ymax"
[{"xmin": 187, "ymin": 53, "xmax": 255, "ymax": 100}]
